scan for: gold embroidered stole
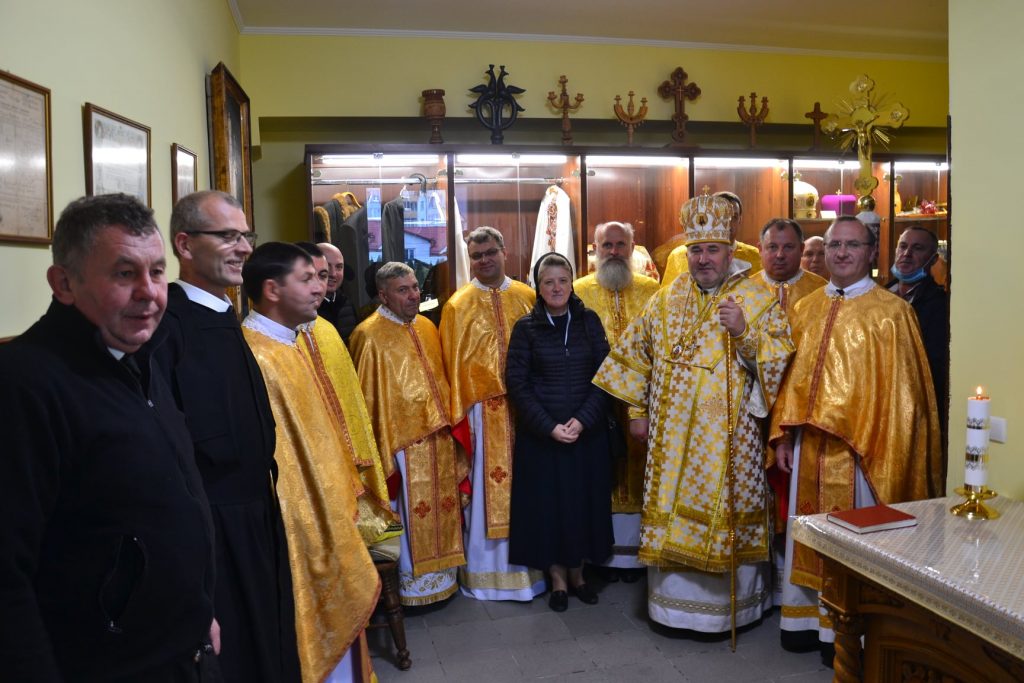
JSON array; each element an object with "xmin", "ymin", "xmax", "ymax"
[{"xmin": 440, "ymin": 281, "xmax": 535, "ymax": 539}]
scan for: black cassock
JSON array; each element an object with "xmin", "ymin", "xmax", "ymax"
[{"xmin": 154, "ymin": 283, "xmax": 301, "ymax": 683}]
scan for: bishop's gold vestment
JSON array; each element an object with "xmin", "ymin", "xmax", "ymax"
[
  {"xmin": 242, "ymin": 323, "xmax": 378, "ymax": 683},
  {"xmin": 349, "ymin": 310, "xmax": 466, "ymax": 578},
  {"xmin": 768, "ymin": 286, "xmax": 943, "ymax": 589},
  {"xmin": 439, "ymin": 278, "xmax": 535, "ymax": 539},
  {"xmin": 660, "ymin": 239, "xmax": 763, "ymax": 287},
  {"xmin": 574, "ymin": 272, "xmax": 660, "ymax": 513},
  {"xmin": 593, "ymin": 270, "xmax": 793, "ymax": 571},
  {"xmin": 298, "ymin": 317, "xmax": 400, "ymax": 544}
]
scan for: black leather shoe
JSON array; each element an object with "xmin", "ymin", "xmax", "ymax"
[
  {"xmin": 620, "ymin": 568, "xmax": 643, "ymax": 584},
  {"xmin": 780, "ymin": 629, "xmax": 819, "ymax": 653},
  {"xmin": 548, "ymin": 590, "xmax": 568, "ymax": 612},
  {"xmin": 572, "ymin": 583, "xmax": 599, "ymax": 605}
]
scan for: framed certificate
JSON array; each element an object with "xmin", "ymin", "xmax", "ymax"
[
  {"xmin": 83, "ymin": 103, "xmax": 151, "ymax": 206},
  {"xmin": 0, "ymin": 71, "xmax": 53, "ymax": 244},
  {"xmin": 171, "ymin": 143, "xmax": 198, "ymax": 205}
]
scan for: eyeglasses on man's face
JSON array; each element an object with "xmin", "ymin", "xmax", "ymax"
[
  {"xmin": 469, "ymin": 247, "xmax": 501, "ymax": 261},
  {"xmin": 184, "ymin": 229, "xmax": 257, "ymax": 246},
  {"xmin": 825, "ymin": 240, "xmax": 869, "ymax": 252}
]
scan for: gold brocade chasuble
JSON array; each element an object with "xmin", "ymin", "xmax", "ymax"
[
  {"xmin": 752, "ymin": 269, "xmax": 826, "ymax": 319},
  {"xmin": 439, "ymin": 278, "xmax": 535, "ymax": 539},
  {"xmin": 574, "ymin": 272, "xmax": 660, "ymax": 513},
  {"xmin": 349, "ymin": 310, "xmax": 466, "ymax": 576},
  {"xmin": 660, "ymin": 240, "xmax": 763, "ymax": 288},
  {"xmin": 768, "ymin": 287, "xmax": 942, "ymax": 589},
  {"xmin": 241, "ymin": 327, "xmax": 379, "ymax": 683},
  {"xmin": 298, "ymin": 317, "xmax": 400, "ymax": 544},
  {"xmin": 593, "ymin": 270, "xmax": 793, "ymax": 572}
]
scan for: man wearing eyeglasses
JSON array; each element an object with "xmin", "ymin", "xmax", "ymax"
[
  {"xmin": 768, "ymin": 216, "xmax": 942, "ymax": 663},
  {"xmin": 439, "ymin": 227, "xmax": 546, "ymax": 601},
  {"xmin": 154, "ymin": 191, "xmax": 301, "ymax": 683}
]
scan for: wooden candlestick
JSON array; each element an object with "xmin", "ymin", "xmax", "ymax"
[{"xmin": 547, "ymin": 75, "xmax": 584, "ymax": 146}]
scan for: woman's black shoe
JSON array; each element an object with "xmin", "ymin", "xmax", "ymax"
[
  {"xmin": 549, "ymin": 590, "xmax": 569, "ymax": 612},
  {"xmin": 572, "ymin": 583, "xmax": 599, "ymax": 605}
]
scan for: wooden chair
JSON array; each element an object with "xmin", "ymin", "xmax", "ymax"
[{"xmin": 367, "ymin": 536, "xmax": 410, "ymax": 670}]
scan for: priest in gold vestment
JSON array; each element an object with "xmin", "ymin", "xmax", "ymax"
[
  {"xmin": 574, "ymin": 221, "xmax": 659, "ymax": 578},
  {"xmin": 768, "ymin": 217, "xmax": 942, "ymax": 652},
  {"xmin": 594, "ymin": 194, "xmax": 794, "ymax": 631},
  {"xmin": 350, "ymin": 262, "xmax": 467, "ymax": 606},
  {"xmin": 241, "ymin": 242, "xmax": 379, "ymax": 683},
  {"xmin": 659, "ymin": 190, "xmax": 762, "ymax": 287},
  {"xmin": 439, "ymin": 227, "xmax": 546, "ymax": 601},
  {"xmin": 749, "ymin": 218, "xmax": 826, "ymax": 608}
]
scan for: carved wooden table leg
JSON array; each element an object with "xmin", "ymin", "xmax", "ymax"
[{"xmin": 820, "ymin": 557, "xmax": 864, "ymax": 683}]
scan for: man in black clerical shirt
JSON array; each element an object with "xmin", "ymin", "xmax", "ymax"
[
  {"xmin": 0, "ymin": 194, "xmax": 219, "ymax": 681},
  {"xmin": 154, "ymin": 190, "xmax": 301, "ymax": 683},
  {"xmin": 316, "ymin": 241, "xmax": 359, "ymax": 342}
]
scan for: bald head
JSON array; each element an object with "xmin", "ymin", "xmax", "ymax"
[{"xmin": 317, "ymin": 242, "xmax": 344, "ymax": 294}]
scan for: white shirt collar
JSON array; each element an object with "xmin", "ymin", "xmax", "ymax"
[
  {"xmin": 760, "ymin": 270, "xmax": 807, "ymax": 287},
  {"xmin": 176, "ymin": 280, "xmax": 232, "ymax": 313},
  {"xmin": 107, "ymin": 347, "xmax": 126, "ymax": 360},
  {"xmin": 376, "ymin": 304, "xmax": 414, "ymax": 325},
  {"xmin": 471, "ymin": 276, "xmax": 511, "ymax": 292},
  {"xmin": 826, "ymin": 275, "xmax": 876, "ymax": 299},
  {"xmin": 241, "ymin": 310, "xmax": 298, "ymax": 345}
]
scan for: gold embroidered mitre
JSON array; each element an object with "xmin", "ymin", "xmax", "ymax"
[{"xmin": 681, "ymin": 192, "xmax": 733, "ymax": 246}]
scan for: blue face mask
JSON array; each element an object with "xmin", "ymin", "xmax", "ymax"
[{"xmin": 890, "ymin": 264, "xmax": 928, "ymax": 284}]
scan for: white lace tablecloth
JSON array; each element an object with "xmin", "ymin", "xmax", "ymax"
[{"xmin": 792, "ymin": 496, "xmax": 1024, "ymax": 659}]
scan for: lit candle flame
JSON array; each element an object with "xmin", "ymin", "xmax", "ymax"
[{"xmin": 976, "ymin": 386, "xmax": 985, "ymax": 398}]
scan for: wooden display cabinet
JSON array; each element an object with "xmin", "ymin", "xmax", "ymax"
[{"xmin": 305, "ymin": 145, "xmax": 948, "ymax": 294}]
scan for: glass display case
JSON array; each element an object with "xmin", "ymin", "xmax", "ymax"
[{"xmin": 306, "ymin": 146, "xmax": 948, "ymax": 294}]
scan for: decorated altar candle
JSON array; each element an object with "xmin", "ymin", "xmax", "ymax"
[
  {"xmin": 965, "ymin": 387, "xmax": 991, "ymax": 488},
  {"xmin": 967, "ymin": 386, "xmax": 990, "ymax": 427}
]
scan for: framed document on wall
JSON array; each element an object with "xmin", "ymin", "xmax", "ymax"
[
  {"xmin": 0, "ymin": 71, "xmax": 53, "ymax": 244},
  {"xmin": 171, "ymin": 143, "xmax": 197, "ymax": 206},
  {"xmin": 83, "ymin": 103, "xmax": 151, "ymax": 206},
  {"xmin": 207, "ymin": 63, "xmax": 253, "ymax": 228}
]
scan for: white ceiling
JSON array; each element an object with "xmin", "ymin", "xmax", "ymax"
[{"xmin": 228, "ymin": 0, "xmax": 948, "ymax": 60}]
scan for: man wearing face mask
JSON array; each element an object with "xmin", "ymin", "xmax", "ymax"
[{"xmin": 886, "ymin": 226, "xmax": 949, "ymax": 432}]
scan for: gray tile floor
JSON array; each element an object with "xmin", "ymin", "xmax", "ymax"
[{"xmin": 368, "ymin": 574, "xmax": 834, "ymax": 682}]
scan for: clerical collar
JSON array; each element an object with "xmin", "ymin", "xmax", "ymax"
[
  {"xmin": 826, "ymin": 275, "xmax": 875, "ymax": 299},
  {"xmin": 760, "ymin": 270, "xmax": 805, "ymax": 287},
  {"xmin": 377, "ymin": 304, "xmax": 414, "ymax": 326},
  {"xmin": 242, "ymin": 310, "xmax": 298, "ymax": 345},
  {"xmin": 107, "ymin": 347, "xmax": 126, "ymax": 360},
  {"xmin": 471, "ymin": 276, "xmax": 511, "ymax": 292},
  {"xmin": 176, "ymin": 280, "xmax": 232, "ymax": 313}
]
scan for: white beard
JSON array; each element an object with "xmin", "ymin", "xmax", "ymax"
[{"xmin": 595, "ymin": 257, "xmax": 633, "ymax": 292}]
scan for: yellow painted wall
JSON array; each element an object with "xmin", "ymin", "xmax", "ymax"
[
  {"xmin": 240, "ymin": 34, "xmax": 948, "ymax": 243},
  {"xmin": 240, "ymin": 35, "xmax": 948, "ymax": 126},
  {"xmin": 0, "ymin": 0, "xmax": 239, "ymax": 337},
  {"xmin": 948, "ymin": 1, "xmax": 1024, "ymax": 499}
]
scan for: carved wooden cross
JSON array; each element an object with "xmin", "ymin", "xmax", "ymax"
[
  {"xmin": 547, "ymin": 75, "xmax": 584, "ymax": 145},
  {"xmin": 658, "ymin": 67, "xmax": 701, "ymax": 146},
  {"xmin": 805, "ymin": 102, "xmax": 828, "ymax": 150}
]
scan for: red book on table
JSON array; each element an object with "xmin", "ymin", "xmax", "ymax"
[{"xmin": 826, "ymin": 504, "xmax": 918, "ymax": 534}]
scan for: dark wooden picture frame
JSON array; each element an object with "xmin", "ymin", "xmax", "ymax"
[
  {"xmin": 83, "ymin": 103, "xmax": 152, "ymax": 206},
  {"xmin": 171, "ymin": 143, "xmax": 198, "ymax": 206},
  {"xmin": 0, "ymin": 71, "xmax": 53, "ymax": 244},
  {"xmin": 207, "ymin": 63, "xmax": 253, "ymax": 227}
]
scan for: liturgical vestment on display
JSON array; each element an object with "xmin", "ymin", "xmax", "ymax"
[
  {"xmin": 242, "ymin": 312, "xmax": 378, "ymax": 683},
  {"xmin": 768, "ymin": 279, "xmax": 942, "ymax": 639},
  {"xmin": 350, "ymin": 307, "xmax": 466, "ymax": 606},
  {"xmin": 593, "ymin": 265, "xmax": 793, "ymax": 631},
  {"xmin": 574, "ymin": 272, "xmax": 660, "ymax": 569},
  {"xmin": 439, "ymin": 277, "xmax": 545, "ymax": 600},
  {"xmin": 298, "ymin": 316, "xmax": 401, "ymax": 545}
]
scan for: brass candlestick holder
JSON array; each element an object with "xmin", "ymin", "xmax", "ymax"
[{"xmin": 950, "ymin": 485, "xmax": 999, "ymax": 520}]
